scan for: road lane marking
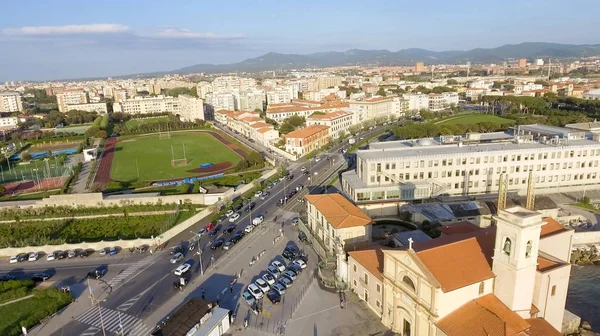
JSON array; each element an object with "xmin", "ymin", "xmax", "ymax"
[
  {"xmin": 79, "ymin": 326, "xmax": 100, "ymax": 336},
  {"xmin": 286, "ymin": 304, "xmax": 340, "ymax": 323},
  {"xmin": 116, "ymin": 272, "xmax": 171, "ymax": 311},
  {"xmin": 76, "ymin": 306, "xmax": 151, "ymax": 336}
]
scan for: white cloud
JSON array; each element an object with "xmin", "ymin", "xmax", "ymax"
[
  {"xmin": 3, "ymin": 24, "xmax": 129, "ymax": 36},
  {"xmin": 155, "ymin": 28, "xmax": 244, "ymax": 40}
]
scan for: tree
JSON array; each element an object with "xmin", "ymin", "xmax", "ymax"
[
  {"xmin": 278, "ymin": 123, "xmax": 295, "ymax": 134},
  {"xmin": 376, "ymin": 87, "xmax": 387, "ymax": 96},
  {"xmin": 582, "ymin": 196, "xmax": 591, "ymax": 205},
  {"xmin": 446, "ymin": 79, "xmax": 458, "ymax": 85},
  {"xmin": 286, "ymin": 115, "xmax": 305, "ymax": 128},
  {"xmin": 0, "ymin": 184, "xmax": 5, "ymax": 195},
  {"xmin": 94, "ymin": 130, "xmax": 108, "ymax": 139},
  {"xmin": 246, "ymin": 151, "xmax": 264, "ymax": 166},
  {"xmin": 85, "ymin": 126, "xmax": 101, "ymax": 138}
]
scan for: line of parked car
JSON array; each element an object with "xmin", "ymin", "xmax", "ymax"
[
  {"xmin": 242, "ymin": 245, "xmax": 308, "ymax": 309},
  {"xmin": 9, "ymin": 246, "xmax": 122, "ymax": 264}
]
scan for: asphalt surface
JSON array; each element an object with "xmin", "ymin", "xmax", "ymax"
[{"xmin": 33, "ymin": 136, "xmax": 349, "ymax": 336}]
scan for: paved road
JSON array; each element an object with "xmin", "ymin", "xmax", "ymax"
[{"xmin": 46, "ymin": 139, "xmax": 348, "ymax": 336}]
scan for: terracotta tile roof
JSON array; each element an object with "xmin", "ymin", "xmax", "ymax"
[
  {"xmin": 438, "ymin": 221, "xmax": 481, "ymax": 235},
  {"xmin": 241, "ymin": 116, "xmax": 262, "ymax": 123},
  {"xmin": 437, "ymin": 294, "xmax": 531, "ymax": 336},
  {"xmin": 307, "ymin": 110, "xmax": 352, "ymax": 121},
  {"xmin": 365, "ymin": 97, "xmax": 389, "ymax": 102},
  {"xmin": 530, "ymin": 304, "xmax": 540, "ymax": 315},
  {"xmin": 536, "ymin": 255, "xmax": 562, "ymax": 272},
  {"xmin": 348, "ymin": 249, "xmax": 384, "ymax": 281},
  {"xmin": 249, "ymin": 122, "xmax": 271, "ymax": 129},
  {"xmin": 414, "ymin": 228, "xmax": 496, "ymax": 292},
  {"xmin": 525, "ymin": 318, "xmax": 561, "ymax": 336},
  {"xmin": 304, "ymin": 193, "xmax": 372, "ymax": 229},
  {"xmin": 284, "ymin": 125, "xmax": 330, "ymax": 139},
  {"xmin": 257, "ymin": 127, "xmax": 276, "ymax": 134},
  {"xmin": 540, "ymin": 217, "xmax": 567, "ymax": 238}
]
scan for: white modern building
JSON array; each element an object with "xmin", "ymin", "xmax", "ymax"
[
  {"xmin": 0, "ymin": 92, "xmax": 23, "ymax": 112},
  {"xmin": 0, "ymin": 116, "xmax": 19, "ymax": 128},
  {"xmin": 342, "ymin": 124, "xmax": 600, "ymax": 203},
  {"xmin": 205, "ymin": 92, "xmax": 237, "ymax": 111},
  {"xmin": 266, "ymin": 87, "xmax": 294, "ymax": 105},
  {"xmin": 306, "ymin": 110, "xmax": 353, "ymax": 139},
  {"xmin": 583, "ymin": 88, "xmax": 600, "ymax": 100},
  {"xmin": 349, "ymin": 96, "xmax": 403, "ymax": 125},
  {"xmin": 178, "ymin": 94, "xmax": 205, "ymax": 121},
  {"xmin": 65, "ymin": 102, "xmax": 108, "ymax": 114},
  {"xmin": 404, "ymin": 94, "xmax": 429, "ymax": 112},
  {"xmin": 237, "ymin": 90, "xmax": 265, "ymax": 112},
  {"xmin": 115, "ymin": 95, "xmax": 204, "ymax": 121},
  {"xmin": 56, "ymin": 89, "xmax": 88, "ymax": 112}
]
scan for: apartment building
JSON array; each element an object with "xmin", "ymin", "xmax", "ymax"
[
  {"xmin": 237, "ymin": 90, "xmax": 265, "ymax": 112},
  {"xmin": 303, "ymin": 88, "xmax": 346, "ymax": 101},
  {"xmin": 514, "ymin": 83, "xmax": 544, "ymax": 95},
  {"xmin": 65, "ymin": 102, "xmax": 107, "ymax": 114},
  {"xmin": 115, "ymin": 95, "xmax": 204, "ymax": 121},
  {"xmin": 266, "ymin": 96, "xmax": 349, "ymax": 123},
  {"xmin": 284, "ymin": 124, "xmax": 330, "ymax": 156},
  {"xmin": 114, "ymin": 89, "xmax": 128, "ymax": 102},
  {"xmin": 205, "ymin": 92, "xmax": 237, "ymax": 111},
  {"xmin": 56, "ymin": 89, "xmax": 88, "ymax": 112},
  {"xmin": 0, "ymin": 116, "xmax": 19, "ymax": 129},
  {"xmin": 212, "ymin": 76, "xmax": 256, "ymax": 92},
  {"xmin": 266, "ymin": 87, "xmax": 294, "ymax": 105},
  {"xmin": 178, "ymin": 94, "xmax": 205, "ymax": 121},
  {"xmin": 214, "ymin": 110, "xmax": 278, "ymax": 146},
  {"xmin": 428, "ymin": 94, "xmax": 446, "ymax": 111},
  {"xmin": 349, "ymin": 96, "xmax": 403, "ymax": 125},
  {"xmin": 304, "ymin": 193, "xmax": 373, "ymax": 252},
  {"xmin": 196, "ymin": 82, "xmax": 212, "ymax": 99},
  {"xmin": 0, "ymin": 92, "xmax": 23, "ymax": 112},
  {"xmin": 317, "ymin": 76, "xmax": 342, "ymax": 90},
  {"xmin": 584, "ymin": 88, "xmax": 600, "ymax": 100},
  {"xmin": 306, "ymin": 110, "xmax": 353, "ymax": 138},
  {"xmin": 404, "ymin": 94, "xmax": 429, "ymax": 111},
  {"xmin": 342, "ymin": 124, "xmax": 600, "ymax": 204},
  {"xmin": 348, "ymin": 249, "xmax": 385, "ymax": 317}
]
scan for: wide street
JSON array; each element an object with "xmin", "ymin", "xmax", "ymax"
[{"xmin": 5, "ymin": 130, "xmax": 354, "ymax": 336}]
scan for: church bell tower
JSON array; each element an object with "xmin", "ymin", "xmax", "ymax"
[{"xmin": 492, "ymin": 206, "xmax": 544, "ymax": 318}]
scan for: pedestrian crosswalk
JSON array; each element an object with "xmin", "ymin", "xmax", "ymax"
[
  {"xmin": 77, "ymin": 306, "xmax": 152, "ymax": 336},
  {"xmin": 107, "ymin": 255, "xmax": 157, "ymax": 290}
]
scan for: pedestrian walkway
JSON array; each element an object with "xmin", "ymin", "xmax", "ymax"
[
  {"xmin": 107, "ymin": 254, "xmax": 158, "ymax": 290},
  {"xmin": 76, "ymin": 306, "xmax": 152, "ymax": 336}
]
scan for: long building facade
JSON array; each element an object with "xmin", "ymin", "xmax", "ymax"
[{"xmin": 342, "ymin": 124, "xmax": 600, "ymax": 203}]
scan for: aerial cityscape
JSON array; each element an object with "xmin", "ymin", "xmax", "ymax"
[{"xmin": 1, "ymin": 1, "xmax": 600, "ymax": 336}]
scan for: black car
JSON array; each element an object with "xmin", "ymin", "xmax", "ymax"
[
  {"xmin": 78, "ymin": 250, "xmax": 89, "ymax": 258},
  {"xmin": 284, "ymin": 245, "xmax": 299, "ymax": 254},
  {"xmin": 0, "ymin": 274, "xmax": 16, "ymax": 281},
  {"xmin": 87, "ymin": 268, "xmax": 106, "ymax": 279},
  {"xmin": 244, "ymin": 202, "xmax": 256, "ymax": 212},
  {"xmin": 303, "ymin": 171, "xmax": 310, "ymax": 175},
  {"xmin": 288, "ymin": 263, "xmax": 303, "ymax": 274},
  {"xmin": 282, "ymin": 250, "xmax": 296, "ymax": 261},
  {"xmin": 288, "ymin": 174, "xmax": 294, "ymax": 180},
  {"xmin": 31, "ymin": 272, "xmax": 50, "ymax": 282},
  {"xmin": 267, "ymin": 290, "xmax": 281, "ymax": 304},
  {"xmin": 56, "ymin": 251, "xmax": 66, "ymax": 260},
  {"xmin": 170, "ymin": 246, "xmax": 183, "ymax": 255},
  {"xmin": 217, "ymin": 215, "xmax": 227, "ymax": 223},
  {"xmin": 233, "ymin": 203, "xmax": 244, "ymax": 212},
  {"xmin": 276, "ymin": 199, "xmax": 284, "ymax": 206},
  {"xmin": 231, "ymin": 232, "xmax": 243, "ymax": 243},
  {"xmin": 225, "ymin": 224, "xmax": 236, "ymax": 234},
  {"xmin": 211, "ymin": 238, "xmax": 225, "ymax": 249},
  {"xmin": 208, "ymin": 227, "xmax": 221, "ymax": 237},
  {"xmin": 298, "ymin": 232, "xmax": 307, "ymax": 242}
]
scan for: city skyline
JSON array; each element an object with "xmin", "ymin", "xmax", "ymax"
[{"xmin": 1, "ymin": 0, "xmax": 600, "ymax": 81}]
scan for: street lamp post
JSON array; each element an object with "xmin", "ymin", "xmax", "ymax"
[
  {"xmin": 87, "ymin": 278, "xmax": 107, "ymax": 336},
  {"xmin": 197, "ymin": 250, "xmax": 204, "ymax": 275}
]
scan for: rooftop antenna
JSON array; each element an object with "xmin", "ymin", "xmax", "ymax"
[{"xmin": 526, "ymin": 171, "xmax": 535, "ymax": 211}]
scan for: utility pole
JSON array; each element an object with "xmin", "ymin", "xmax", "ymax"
[
  {"xmin": 87, "ymin": 278, "xmax": 107, "ymax": 336},
  {"xmin": 197, "ymin": 250, "xmax": 204, "ymax": 275}
]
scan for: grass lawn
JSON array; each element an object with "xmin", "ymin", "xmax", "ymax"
[
  {"xmin": 436, "ymin": 114, "xmax": 515, "ymax": 126},
  {"xmin": 125, "ymin": 117, "xmax": 170, "ymax": 129},
  {"xmin": 0, "ymin": 189, "xmax": 61, "ymax": 202},
  {"xmin": 111, "ymin": 131, "xmax": 243, "ymax": 181},
  {"xmin": 54, "ymin": 125, "xmax": 91, "ymax": 135}
]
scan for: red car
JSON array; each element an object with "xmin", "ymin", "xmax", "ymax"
[{"xmin": 205, "ymin": 223, "xmax": 215, "ymax": 232}]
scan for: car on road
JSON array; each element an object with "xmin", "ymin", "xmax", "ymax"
[
  {"xmin": 231, "ymin": 231, "xmax": 244, "ymax": 243},
  {"xmin": 267, "ymin": 290, "xmax": 281, "ymax": 304},
  {"xmin": 224, "ymin": 224, "xmax": 236, "ymax": 234},
  {"xmin": 254, "ymin": 190, "xmax": 263, "ymax": 198},
  {"xmin": 170, "ymin": 252, "xmax": 184, "ymax": 264},
  {"xmin": 174, "ymin": 263, "xmax": 191, "ymax": 276},
  {"xmin": 56, "ymin": 251, "xmax": 66, "ymax": 259},
  {"xmin": 278, "ymin": 276, "xmax": 292, "ymax": 288},
  {"xmin": 295, "ymin": 185, "xmax": 303, "ymax": 191},
  {"xmin": 211, "ymin": 238, "xmax": 225, "ymax": 249},
  {"xmin": 255, "ymin": 278, "xmax": 270, "ymax": 293},
  {"xmin": 315, "ymin": 156, "xmax": 321, "ymax": 162},
  {"xmin": 301, "ymin": 167, "xmax": 307, "ymax": 172},
  {"xmin": 267, "ymin": 265, "xmax": 281, "ymax": 278},
  {"xmin": 229, "ymin": 213, "xmax": 240, "ymax": 222},
  {"xmin": 208, "ymin": 226, "xmax": 221, "ymax": 237},
  {"xmin": 273, "ymin": 282, "xmax": 286, "ymax": 295},
  {"xmin": 252, "ymin": 215, "xmax": 264, "ymax": 225},
  {"xmin": 271, "ymin": 260, "xmax": 286, "ymax": 272},
  {"xmin": 67, "ymin": 250, "xmax": 76, "ymax": 258},
  {"xmin": 46, "ymin": 252, "xmax": 57, "ymax": 261},
  {"xmin": 313, "ymin": 171, "xmax": 318, "ymax": 176},
  {"xmin": 223, "ymin": 241, "xmax": 234, "ymax": 250},
  {"xmin": 288, "ymin": 174, "xmax": 294, "ymax": 180},
  {"xmin": 293, "ymin": 259, "xmax": 307, "ymax": 269},
  {"xmin": 197, "ymin": 228, "xmax": 207, "ymax": 236},
  {"xmin": 242, "ymin": 291, "xmax": 256, "ymax": 306},
  {"xmin": 260, "ymin": 192, "xmax": 270, "ymax": 200},
  {"xmin": 244, "ymin": 202, "xmax": 256, "ymax": 212},
  {"xmin": 108, "ymin": 247, "xmax": 118, "ymax": 256},
  {"xmin": 283, "ymin": 270, "xmax": 297, "ymax": 281},
  {"xmin": 244, "ymin": 224, "xmax": 254, "ymax": 233},
  {"xmin": 170, "ymin": 245, "xmax": 183, "ymax": 255},
  {"xmin": 303, "ymin": 171, "xmax": 310, "ymax": 175},
  {"xmin": 31, "ymin": 272, "xmax": 50, "ymax": 282},
  {"xmin": 282, "ymin": 250, "xmax": 296, "ymax": 261},
  {"xmin": 87, "ymin": 269, "xmax": 106, "ymax": 279},
  {"xmin": 247, "ymin": 283, "xmax": 263, "ymax": 300},
  {"xmin": 262, "ymin": 273, "xmax": 276, "ymax": 286},
  {"xmin": 0, "ymin": 274, "xmax": 16, "ymax": 281},
  {"xmin": 205, "ymin": 223, "xmax": 215, "ymax": 232},
  {"xmin": 225, "ymin": 210, "xmax": 234, "ymax": 217},
  {"xmin": 28, "ymin": 252, "xmax": 39, "ymax": 262},
  {"xmin": 276, "ymin": 199, "xmax": 284, "ymax": 206}
]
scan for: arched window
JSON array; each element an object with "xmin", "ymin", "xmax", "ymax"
[
  {"xmin": 525, "ymin": 240, "xmax": 533, "ymax": 258},
  {"xmin": 503, "ymin": 237, "xmax": 512, "ymax": 256},
  {"xmin": 402, "ymin": 276, "xmax": 416, "ymax": 291}
]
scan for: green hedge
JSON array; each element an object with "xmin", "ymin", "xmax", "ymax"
[
  {"xmin": 0, "ymin": 287, "xmax": 72, "ymax": 336},
  {"xmin": 0, "ymin": 280, "xmax": 35, "ymax": 304}
]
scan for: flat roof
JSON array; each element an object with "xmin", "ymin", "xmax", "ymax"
[
  {"xmin": 565, "ymin": 122, "xmax": 600, "ymax": 131},
  {"xmin": 517, "ymin": 124, "xmax": 583, "ymax": 137},
  {"xmin": 356, "ymin": 138, "xmax": 600, "ymax": 161},
  {"xmin": 151, "ymin": 298, "xmax": 214, "ymax": 336}
]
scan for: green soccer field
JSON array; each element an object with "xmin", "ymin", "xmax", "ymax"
[{"xmin": 110, "ymin": 132, "xmax": 244, "ymax": 181}]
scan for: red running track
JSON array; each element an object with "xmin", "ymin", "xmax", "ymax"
[{"xmin": 93, "ymin": 137, "xmax": 117, "ymax": 185}]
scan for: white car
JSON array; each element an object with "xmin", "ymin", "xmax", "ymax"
[
  {"xmin": 174, "ymin": 263, "xmax": 191, "ymax": 276},
  {"xmin": 244, "ymin": 224, "xmax": 255, "ymax": 233},
  {"xmin": 252, "ymin": 215, "xmax": 264, "ymax": 225},
  {"xmin": 267, "ymin": 265, "xmax": 281, "ymax": 278},
  {"xmin": 229, "ymin": 213, "xmax": 240, "ymax": 222},
  {"xmin": 225, "ymin": 210, "xmax": 234, "ymax": 217},
  {"xmin": 28, "ymin": 252, "xmax": 39, "ymax": 262},
  {"xmin": 9, "ymin": 255, "xmax": 18, "ymax": 264},
  {"xmin": 315, "ymin": 157, "xmax": 321, "ymax": 162},
  {"xmin": 170, "ymin": 252, "xmax": 184, "ymax": 264},
  {"xmin": 98, "ymin": 249, "xmax": 107, "ymax": 256},
  {"xmin": 46, "ymin": 252, "xmax": 56, "ymax": 261},
  {"xmin": 293, "ymin": 259, "xmax": 307, "ymax": 269},
  {"xmin": 262, "ymin": 273, "xmax": 276, "ymax": 286},
  {"xmin": 273, "ymin": 282, "xmax": 286, "ymax": 295},
  {"xmin": 254, "ymin": 190, "xmax": 263, "ymax": 197},
  {"xmin": 301, "ymin": 167, "xmax": 307, "ymax": 172},
  {"xmin": 271, "ymin": 260, "xmax": 286, "ymax": 273},
  {"xmin": 242, "ymin": 291, "xmax": 256, "ymax": 306},
  {"xmin": 255, "ymin": 278, "xmax": 270, "ymax": 293},
  {"xmin": 247, "ymin": 283, "xmax": 264, "ymax": 300}
]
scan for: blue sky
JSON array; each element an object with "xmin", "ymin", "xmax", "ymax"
[{"xmin": 1, "ymin": 0, "xmax": 599, "ymax": 81}]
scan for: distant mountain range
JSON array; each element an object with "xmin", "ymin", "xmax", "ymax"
[{"xmin": 162, "ymin": 42, "xmax": 600, "ymax": 76}]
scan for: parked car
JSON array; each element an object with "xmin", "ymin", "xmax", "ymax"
[
  {"xmin": 282, "ymin": 250, "xmax": 296, "ymax": 261},
  {"xmin": 262, "ymin": 273, "xmax": 276, "ymax": 286},
  {"xmin": 255, "ymin": 278, "xmax": 270, "ymax": 293},
  {"xmin": 278, "ymin": 276, "xmax": 292, "ymax": 288},
  {"xmin": 9, "ymin": 255, "xmax": 18, "ymax": 264},
  {"xmin": 225, "ymin": 224, "xmax": 236, "ymax": 234},
  {"xmin": 208, "ymin": 226, "xmax": 221, "ymax": 237},
  {"xmin": 225, "ymin": 210, "xmax": 234, "ymax": 217},
  {"xmin": 252, "ymin": 215, "xmax": 264, "ymax": 225},
  {"xmin": 283, "ymin": 270, "xmax": 297, "ymax": 281},
  {"xmin": 254, "ymin": 190, "xmax": 263, "ymax": 198},
  {"xmin": 205, "ymin": 223, "xmax": 216, "ymax": 232},
  {"xmin": 244, "ymin": 224, "xmax": 255, "ymax": 233},
  {"xmin": 174, "ymin": 263, "xmax": 191, "ymax": 276},
  {"xmin": 244, "ymin": 202, "xmax": 256, "ymax": 212},
  {"xmin": 229, "ymin": 213, "xmax": 241, "ymax": 222},
  {"xmin": 197, "ymin": 228, "xmax": 207, "ymax": 236},
  {"xmin": 67, "ymin": 250, "xmax": 76, "ymax": 258},
  {"xmin": 211, "ymin": 238, "xmax": 225, "ymax": 249},
  {"xmin": 223, "ymin": 241, "xmax": 234, "ymax": 250},
  {"xmin": 267, "ymin": 290, "xmax": 281, "ymax": 304},
  {"xmin": 46, "ymin": 252, "xmax": 57, "ymax": 261},
  {"xmin": 31, "ymin": 272, "xmax": 50, "ymax": 282},
  {"xmin": 276, "ymin": 199, "xmax": 284, "ymax": 206},
  {"xmin": 28, "ymin": 252, "xmax": 39, "ymax": 262},
  {"xmin": 291, "ymin": 217, "xmax": 299, "ymax": 225},
  {"xmin": 108, "ymin": 247, "xmax": 118, "ymax": 256},
  {"xmin": 231, "ymin": 232, "xmax": 244, "ymax": 243},
  {"xmin": 267, "ymin": 265, "xmax": 281, "ymax": 278},
  {"xmin": 260, "ymin": 192, "xmax": 270, "ymax": 200},
  {"xmin": 293, "ymin": 259, "xmax": 307, "ymax": 269},
  {"xmin": 170, "ymin": 246, "xmax": 183, "ymax": 255},
  {"xmin": 273, "ymin": 282, "xmax": 286, "ymax": 295},
  {"xmin": 242, "ymin": 291, "xmax": 256, "ymax": 306},
  {"xmin": 56, "ymin": 251, "xmax": 66, "ymax": 259},
  {"xmin": 78, "ymin": 250, "xmax": 89, "ymax": 258},
  {"xmin": 170, "ymin": 252, "xmax": 184, "ymax": 264},
  {"xmin": 271, "ymin": 260, "xmax": 286, "ymax": 272},
  {"xmin": 247, "ymin": 283, "xmax": 263, "ymax": 300},
  {"xmin": 301, "ymin": 167, "xmax": 307, "ymax": 172},
  {"xmin": 288, "ymin": 174, "xmax": 294, "ymax": 180},
  {"xmin": 288, "ymin": 263, "xmax": 303, "ymax": 274}
]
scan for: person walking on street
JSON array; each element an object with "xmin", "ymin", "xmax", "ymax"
[
  {"xmin": 244, "ymin": 318, "xmax": 248, "ymax": 328},
  {"xmin": 340, "ymin": 299, "xmax": 344, "ymax": 309}
]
